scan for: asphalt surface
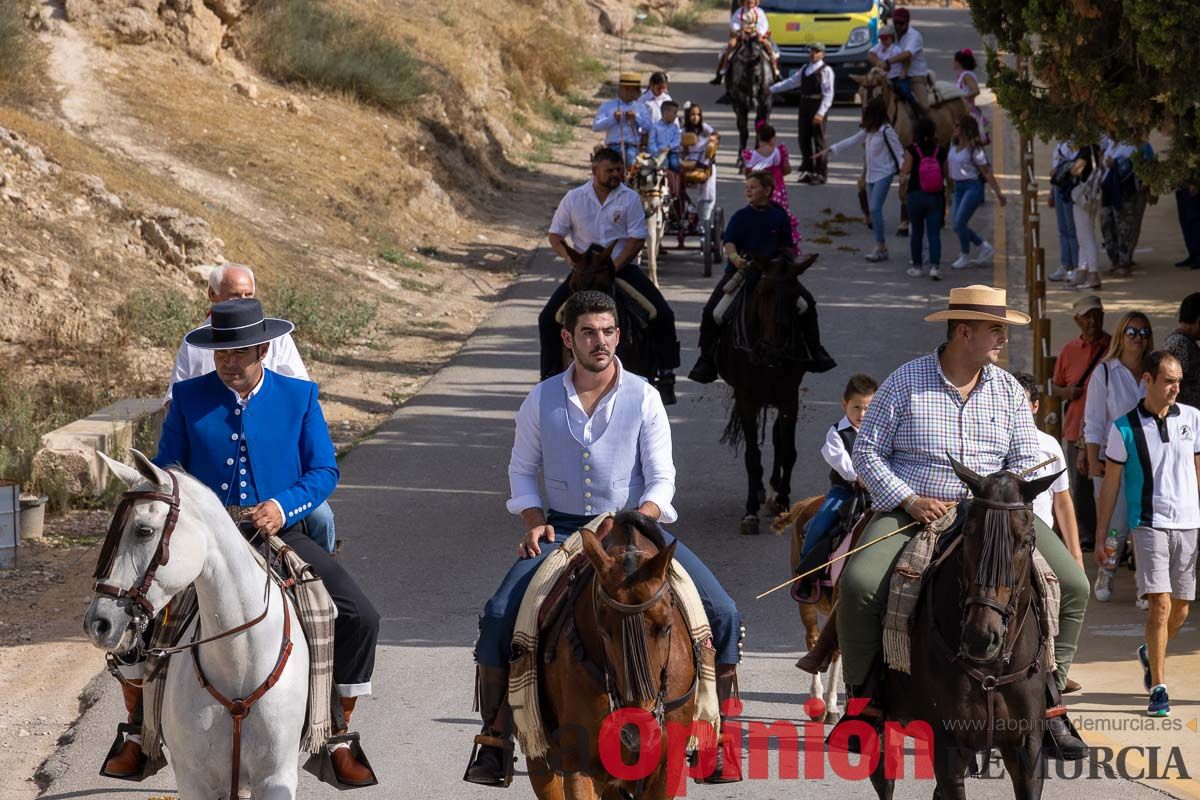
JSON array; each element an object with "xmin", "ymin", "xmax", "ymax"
[{"xmin": 41, "ymin": 8, "xmax": 1186, "ymax": 799}]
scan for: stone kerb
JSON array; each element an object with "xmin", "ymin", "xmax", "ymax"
[{"xmin": 31, "ymin": 399, "xmax": 165, "ymax": 496}]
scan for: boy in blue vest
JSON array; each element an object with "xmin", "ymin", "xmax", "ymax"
[{"xmin": 794, "ymin": 374, "xmax": 877, "ymax": 597}]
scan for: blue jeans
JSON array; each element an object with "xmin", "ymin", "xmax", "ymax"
[
  {"xmin": 611, "ymin": 143, "xmax": 640, "ymax": 168},
  {"xmin": 907, "ymin": 190, "xmax": 945, "ymax": 266},
  {"xmin": 664, "ymin": 152, "xmax": 681, "ymax": 172},
  {"xmin": 867, "ymin": 175, "xmax": 893, "ymax": 245},
  {"xmin": 891, "ymin": 77, "xmax": 917, "ymax": 108},
  {"xmin": 307, "ymin": 500, "xmax": 336, "ymax": 553},
  {"xmin": 476, "ymin": 511, "xmax": 743, "ymax": 668},
  {"xmin": 1053, "ymin": 185, "xmax": 1079, "ymax": 268},
  {"xmin": 800, "ymin": 485, "xmax": 853, "ymax": 558},
  {"xmin": 952, "ymin": 178, "xmax": 985, "ymax": 253}
]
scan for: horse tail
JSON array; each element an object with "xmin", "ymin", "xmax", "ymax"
[
  {"xmin": 772, "ymin": 494, "xmax": 823, "ymax": 535},
  {"xmin": 719, "ymin": 405, "xmax": 744, "ymax": 450}
]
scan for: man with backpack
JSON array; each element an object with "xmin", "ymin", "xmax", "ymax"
[{"xmin": 1051, "ymin": 294, "xmax": 1111, "ymax": 550}]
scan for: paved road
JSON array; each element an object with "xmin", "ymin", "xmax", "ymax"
[{"xmin": 42, "ymin": 9, "xmax": 1186, "ymax": 799}]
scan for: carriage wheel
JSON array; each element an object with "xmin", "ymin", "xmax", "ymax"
[{"xmin": 712, "ymin": 207, "xmax": 726, "ymax": 260}]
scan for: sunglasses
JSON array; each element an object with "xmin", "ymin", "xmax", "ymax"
[{"xmin": 1124, "ymin": 326, "xmax": 1151, "ymax": 339}]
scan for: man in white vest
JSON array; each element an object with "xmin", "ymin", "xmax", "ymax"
[{"xmin": 464, "ymin": 291, "xmax": 744, "ymax": 786}]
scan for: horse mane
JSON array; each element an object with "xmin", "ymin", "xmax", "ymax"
[{"xmin": 972, "ymin": 471, "xmax": 1028, "ymax": 589}]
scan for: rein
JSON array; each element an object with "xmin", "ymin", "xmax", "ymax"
[{"xmin": 925, "ymin": 498, "xmax": 1048, "ymax": 758}]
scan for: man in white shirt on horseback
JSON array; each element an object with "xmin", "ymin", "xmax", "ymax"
[
  {"xmin": 541, "ymin": 147, "xmax": 681, "ymax": 405},
  {"xmin": 464, "ymin": 291, "xmax": 744, "ymax": 786}
]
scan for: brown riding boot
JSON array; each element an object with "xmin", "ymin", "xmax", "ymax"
[
  {"xmin": 330, "ymin": 696, "xmax": 376, "ymax": 787},
  {"xmin": 701, "ymin": 664, "xmax": 743, "ymax": 784},
  {"xmin": 796, "ymin": 608, "xmax": 839, "ymax": 675},
  {"xmin": 103, "ymin": 683, "xmax": 147, "ymax": 778},
  {"xmin": 463, "ymin": 665, "xmax": 515, "ymax": 787}
]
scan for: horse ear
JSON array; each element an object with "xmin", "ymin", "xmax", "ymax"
[
  {"xmin": 129, "ymin": 448, "xmax": 171, "ymax": 489},
  {"xmin": 850, "ymin": 73, "xmax": 867, "ymax": 86},
  {"xmin": 601, "ymin": 240, "xmax": 617, "ymax": 264},
  {"xmin": 563, "ymin": 245, "xmax": 583, "ymax": 265},
  {"xmin": 643, "ymin": 540, "xmax": 677, "ymax": 582},
  {"xmin": 949, "ymin": 456, "xmax": 985, "ymax": 497},
  {"xmin": 1020, "ymin": 470, "xmax": 1065, "ymax": 504},
  {"xmin": 98, "ymin": 451, "xmax": 144, "ymax": 488},
  {"xmin": 581, "ymin": 526, "xmax": 615, "ymax": 574}
]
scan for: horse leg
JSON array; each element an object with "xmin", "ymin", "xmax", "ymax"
[
  {"xmin": 740, "ymin": 401, "xmax": 764, "ymax": 535},
  {"xmin": 563, "ymin": 771, "xmax": 598, "ymax": 800},
  {"xmin": 252, "ymin": 776, "xmax": 298, "ymax": 800},
  {"xmin": 800, "ymin": 602, "xmax": 823, "ymax": 707},
  {"xmin": 931, "ymin": 730, "xmax": 970, "ymax": 800},
  {"xmin": 824, "ymin": 652, "xmax": 843, "ymax": 723},
  {"xmin": 528, "ymin": 756, "xmax": 566, "ymax": 800},
  {"xmin": 867, "ymin": 742, "xmax": 895, "ymax": 800},
  {"xmin": 646, "ymin": 209, "xmax": 659, "ymax": 286},
  {"xmin": 736, "ymin": 107, "xmax": 749, "ymax": 171},
  {"xmin": 769, "ymin": 410, "xmax": 797, "ymax": 514},
  {"xmin": 1002, "ymin": 734, "xmax": 1046, "ymax": 800},
  {"xmin": 897, "ymin": 181, "xmax": 910, "ymax": 237}
]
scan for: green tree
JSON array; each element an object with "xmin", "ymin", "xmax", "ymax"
[{"xmin": 969, "ymin": 0, "xmax": 1200, "ymax": 190}]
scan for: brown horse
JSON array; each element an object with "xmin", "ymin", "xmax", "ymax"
[
  {"xmin": 869, "ymin": 461, "xmax": 1062, "ymax": 800},
  {"xmin": 560, "ymin": 243, "xmax": 660, "ymax": 382},
  {"xmin": 774, "ymin": 495, "xmax": 841, "ymax": 724},
  {"xmin": 529, "ymin": 511, "xmax": 700, "ymax": 800},
  {"xmin": 851, "ymin": 67, "xmax": 971, "ymax": 235},
  {"xmin": 716, "ymin": 252, "xmax": 817, "ymax": 535}
]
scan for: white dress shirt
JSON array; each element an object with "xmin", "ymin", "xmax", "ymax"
[
  {"xmin": 1083, "ymin": 357, "xmax": 1145, "ymax": 448},
  {"xmin": 508, "ymin": 360, "xmax": 677, "ymax": 522},
  {"xmin": 829, "ymin": 125, "xmax": 904, "ymax": 184},
  {"xmin": 896, "ymin": 27, "xmax": 928, "ymax": 76},
  {"xmin": 822, "ymin": 415, "xmax": 857, "ymax": 484},
  {"xmin": 1030, "ymin": 429, "xmax": 1070, "ymax": 528},
  {"xmin": 638, "ymin": 89, "xmax": 672, "ymax": 126},
  {"xmin": 548, "ymin": 180, "xmax": 648, "ymax": 255},
  {"xmin": 870, "ymin": 43, "xmax": 904, "ymax": 79},
  {"xmin": 768, "ymin": 60, "xmax": 834, "ymax": 117},
  {"xmin": 165, "ymin": 321, "xmax": 309, "ymax": 402}
]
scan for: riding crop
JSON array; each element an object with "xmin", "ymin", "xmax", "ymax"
[{"xmin": 755, "ymin": 519, "xmax": 921, "ymax": 600}]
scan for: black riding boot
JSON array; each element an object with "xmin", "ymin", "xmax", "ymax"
[
  {"xmin": 796, "ymin": 294, "xmax": 837, "ymax": 374},
  {"xmin": 656, "ymin": 371, "xmax": 677, "ymax": 405},
  {"xmin": 1042, "ymin": 675, "xmax": 1088, "ymax": 760},
  {"xmin": 688, "ymin": 310, "xmax": 721, "ymax": 384},
  {"xmin": 826, "ymin": 661, "xmax": 883, "ymax": 756},
  {"xmin": 701, "ymin": 664, "xmax": 744, "ymax": 783},
  {"xmin": 463, "ymin": 666, "xmax": 515, "ymax": 787}
]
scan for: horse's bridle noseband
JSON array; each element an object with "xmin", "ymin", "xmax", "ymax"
[{"xmin": 93, "ymin": 471, "xmax": 182, "ymax": 621}]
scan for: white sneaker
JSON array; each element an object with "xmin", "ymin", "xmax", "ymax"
[
  {"xmin": 1064, "ymin": 269, "xmax": 1079, "ymax": 286},
  {"xmin": 975, "ymin": 241, "xmax": 995, "ymax": 265},
  {"xmin": 951, "ymin": 253, "xmax": 972, "ymax": 270},
  {"xmin": 906, "ymin": 264, "xmax": 923, "ymax": 277},
  {"xmin": 928, "ymin": 265, "xmax": 942, "ymax": 281},
  {"xmin": 865, "ymin": 247, "xmax": 889, "ymax": 263},
  {"xmin": 1048, "ymin": 267, "xmax": 1070, "ymax": 281},
  {"xmin": 1074, "ymin": 272, "xmax": 1102, "ymax": 290},
  {"xmin": 1094, "ymin": 569, "xmax": 1115, "ymax": 602},
  {"xmin": 1136, "ymin": 597, "xmax": 1150, "ymax": 611}
]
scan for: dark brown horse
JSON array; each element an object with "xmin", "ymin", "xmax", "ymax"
[
  {"xmin": 530, "ymin": 511, "xmax": 700, "ymax": 800},
  {"xmin": 726, "ymin": 38, "xmax": 772, "ymax": 170},
  {"xmin": 870, "ymin": 461, "xmax": 1062, "ymax": 800},
  {"xmin": 560, "ymin": 244, "xmax": 660, "ymax": 382},
  {"xmin": 716, "ymin": 252, "xmax": 816, "ymax": 535}
]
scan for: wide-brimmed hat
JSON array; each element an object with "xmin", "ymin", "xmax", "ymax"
[
  {"xmin": 184, "ymin": 298, "xmax": 295, "ymax": 350},
  {"xmin": 618, "ymin": 72, "xmax": 641, "ymax": 87},
  {"xmin": 923, "ymin": 285, "xmax": 1031, "ymax": 325}
]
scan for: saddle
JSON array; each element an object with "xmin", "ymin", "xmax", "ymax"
[{"xmin": 791, "ymin": 489, "xmax": 868, "ymax": 605}]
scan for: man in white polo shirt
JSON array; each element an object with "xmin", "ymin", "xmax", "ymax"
[
  {"xmin": 1096, "ymin": 350, "xmax": 1200, "ymax": 717},
  {"xmin": 540, "ymin": 147, "xmax": 681, "ymax": 405}
]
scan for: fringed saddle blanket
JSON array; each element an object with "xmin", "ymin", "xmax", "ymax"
[
  {"xmin": 142, "ymin": 534, "xmax": 336, "ymax": 767},
  {"xmin": 509, "ymin": 513, "xmax": 721, "ymax": 760},
  {"xmin": 883, "ymin": 510, "xmax": 1061, "ymax": 675}
]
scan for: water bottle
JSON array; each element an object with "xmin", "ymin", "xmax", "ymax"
[{"xmin": 1101, "ymin": 529, "xmax": 1120, "ymax": 572}]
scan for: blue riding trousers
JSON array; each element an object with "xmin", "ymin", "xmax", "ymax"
[
  {"xmin": 307, "ymin": 500, "xmax": 336, "ymax": 553},
  {"xmin": 476, "ymin": 511, "xmax": 743, "ymax": 668},
  {"xmin": 800, "ymin": 484, "xmax": 853, "ymax": 558}
]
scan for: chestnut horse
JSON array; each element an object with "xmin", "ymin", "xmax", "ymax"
[
  {"xmin": 869, "ymin": 461, "xmax": 1062, "ymax": 800},
  {"xmin": 529, "ymin": 511, "xmax": 700, "ymax": 800}
]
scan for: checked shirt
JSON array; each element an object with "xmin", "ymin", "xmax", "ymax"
[{"xmin": 853, "ymin": 347, "xmax": 1040, "ymax": 510}]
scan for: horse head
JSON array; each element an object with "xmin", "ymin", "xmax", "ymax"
[
  {"xmin": 566, "ymin": 242, "xmax": 617, "ymax": 294},
  {"xmin": 581, "ymin": 511, "xmax": 678, "ymax": 712},
  {"xmin": 950, "ymin": 458, "xmax": 1062, "ymax": 664},
  {"xmin": 851, "ymin": 67, "xmax": 891, "ymax": 107},
  {"xmin": 83, "ymin": 450, "xmax": 212, "ymax": 653},
  {"xmin": 744, "ymin": 252, "xmax": 813, "ymax": 368}
]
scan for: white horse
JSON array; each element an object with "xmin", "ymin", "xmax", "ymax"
[
  {"xmin": 83, "ymin": 450, "xmax": 310, "ymax": 799},
  {"xmin": 634, "ymin": 152, "xmax": 670, "ymax": 286}
]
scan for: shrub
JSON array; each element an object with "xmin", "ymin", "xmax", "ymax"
[
  {"xmin": 0, "ymin": 0, "xmax": 30, "ymax": 85},
  {"xmin": 117, "ymin": 288, "xmax": 207, "ymax": 349},
  {"xmin": 270, "ymin": 283, "xmax": 377, "ymax": 351},
  {"xmin": 248, "ymin": 0, "xmax": 429, "ymax": 112}
]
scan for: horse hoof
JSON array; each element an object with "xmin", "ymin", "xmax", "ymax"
[
  {"xmin": 824, "ymin": 712, "xmax": 839, "ymax": 725},
  {"xmin": 739, "ymin": 516, "xmax": 760, "ymax": 536},
  {"xmin": 766, "ymin": 494, "xmax": 790, "ymax": 516}
]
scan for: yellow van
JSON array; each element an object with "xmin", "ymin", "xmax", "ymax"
[{"xmin": 759, "ymin": 0, "xmax": 890, "ymax": 100}]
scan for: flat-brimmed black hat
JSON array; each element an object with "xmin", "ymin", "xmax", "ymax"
[{"xmin": 184, "ymin": 298, "xmax": 295, "ymax": 350}]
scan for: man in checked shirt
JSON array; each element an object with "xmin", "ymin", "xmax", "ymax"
[{"xmin": 834, "ymin": 285, "xmax": 1090, "ymax": 759}]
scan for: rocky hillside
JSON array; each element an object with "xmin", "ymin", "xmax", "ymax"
[{"xmin": 0, "ymin": 0, "xmax": 692, "ymax": 493}]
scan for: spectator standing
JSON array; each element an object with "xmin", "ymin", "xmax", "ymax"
[
  {"xmin": 953, "ymin": 48, "xmax": 990, "ymax": 145},
  {"xmin": 1084, "ymin": 310, "xmax": 1152, "ymax": 603},
  {"xmin": 1163, "ymin": 293, "xmax": 1200, "ymax": 408},
  {"xmin": 819, "ymin": 96, "xmax": 904, "ymax": 263},
  {"xmin": 899, "ymin": 116, "xmax": 948, "ymax": 281},
  {"xmin": 1051, "ymin": 294, "xmax": 1111, "ymax": 550},
  {"xmin": 1098, "ymin": 136, "xmax": 1138, "ymax": 276},
  {"xmin": 947, "ymin": 115, "xmax": 1006, "ymax": 270},
  {"xmin": 1015, "ymin": 372, "xmax": 1086, "ymax": 572},
  {"xmin": 1096, "ymin": 351, "xmax": 1198, "ymax": 718},
  {"xmin": 768, "ymin": 42, "xmax": 834, "ymax": 184},
  {"xmin": 1174, "ymin": 180, "xmax": 1200, "ymax": 269},
  {"xmin": 1048, "ymin": 140, "xmax": 1080, "ymax": 282},
  {"xmin": 1067, "ymin": 143, "xmax": 1104, "ymax": 290}
]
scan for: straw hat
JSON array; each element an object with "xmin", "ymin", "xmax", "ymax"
[
  {"xmin": 618, "ymin": 72, "xmax": 642, "ymax": 87},
  {"xmin": 923, "ymin": 285, "xmax": 1031, "ymax": 325}
]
